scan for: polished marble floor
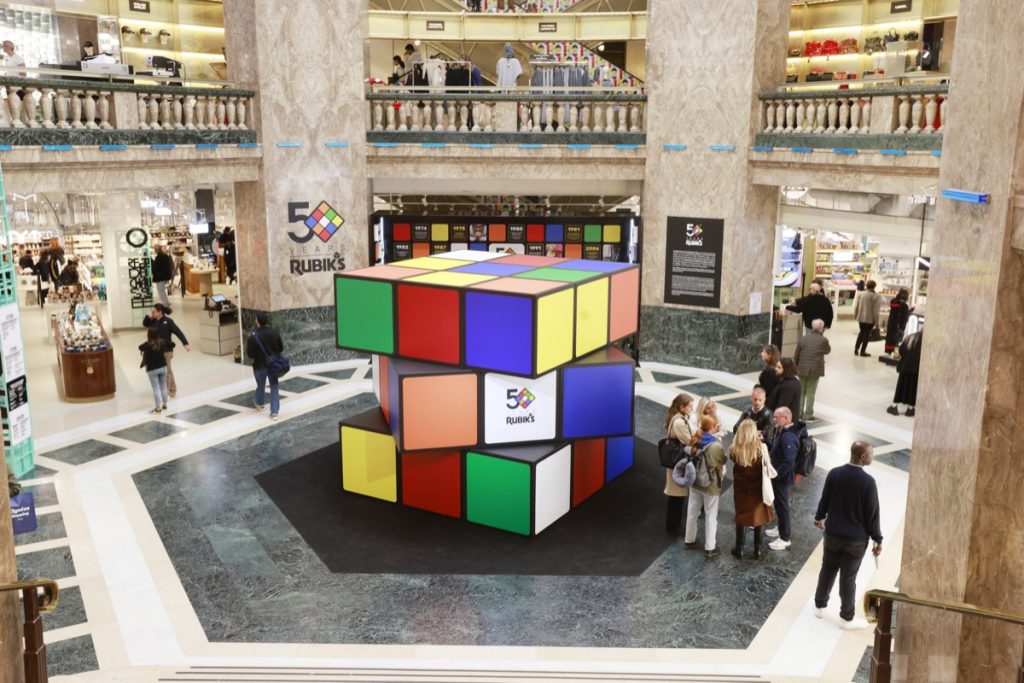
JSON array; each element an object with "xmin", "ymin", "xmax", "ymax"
[{"xmin": 13, "ymin": 346, "xmax": 913, "ymax": 682}]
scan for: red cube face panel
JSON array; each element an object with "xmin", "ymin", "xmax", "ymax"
[
  {"xmin": 397, "ymin": 285, "xmax": 461, "ymax": 364},
  {"xmin": 572, "ymin": 439, "xmax": 606, "ymax": 507},
  {"xmin": 526, "ymin": 224, "xmax": 545, "ymax": 243},
  {"xmin": 402, "ymin": 450, "xmax": 462, "ymax": 518},
  {"xmin": 393, "ymin": 223, "xmax": 412, "ymax": 241}
]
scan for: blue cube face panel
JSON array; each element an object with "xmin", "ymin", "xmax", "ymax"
[
  {"xmin": 465, "ymin": 292, "xmax": 534, "ymax": 376},
  {"xmin": 452, "ymin": 262, "xmax": 535, "ymax": 277},
  {"xmin": 605, "ymin": 435, "xmax": 635, "ymax": 482},
  {"xmin": 545, "ymin": 224, "xmax": 564, "ymax": 242},
  {"xmin": 552, "ymin": 259, "xmax": 635, "ymax": 273},
  {"xmin": 561, "ymin": 363, "xmax": 634, "ymax": 438}
]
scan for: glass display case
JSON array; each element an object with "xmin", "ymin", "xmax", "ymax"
[{"xmin": 52, "ymin": 302, "xmax": 116, "ymax": 401}]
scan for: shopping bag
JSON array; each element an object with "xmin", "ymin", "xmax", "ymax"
[
  {"xmin": 10, "ymin": 491, "xmax": 37, "ymax": 535},
  {"xmin": 761, "ymin": 448, "xmax": 777, "ymax": 507}
]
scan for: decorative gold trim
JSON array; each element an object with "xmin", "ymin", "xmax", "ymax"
[
  {"xmin": 864, "ymin": 589, "xmax": 1024, "ymax": 626},
  {"xmin": 0, "ymin": 578, "xmax": 61, "ymax": 614}
]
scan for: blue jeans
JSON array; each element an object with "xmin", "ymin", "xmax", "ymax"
[
  {"xmin": 147, "ymin": 367, "xmax": 168, "ymax": 409},
  {"xmin": 253, "ymin": 367, "xmax": 280, "ymax": 415}
]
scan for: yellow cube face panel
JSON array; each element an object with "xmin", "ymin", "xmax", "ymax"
[
  {"xmin": 535, "ymin": 289, "xmax": 575, "ymax": 374},
  {"xmin": 405, "ymin": 271, "xmax": 498, "ymax": 288},
  {"xmin": 575, "ymin": 278, "xmax": 610, "ymax": 357},
  {"xmin": 603, "ymin": 224, "xmax": 621, "ymax": 243},
  {"xmin": 394, "ymin": 256, "xmax": 472, "ymax": 271},
  {"xmin": 431, "ymin": 223, "xmax": 449, "ymax": 242},
  {"xmin": 341, "ymin": 425, "xmax": 398, "ymax": 502}
]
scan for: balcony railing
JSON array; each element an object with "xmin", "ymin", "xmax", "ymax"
[
  {"xmin": 755, "ymin": 82, "xmax": 948, "ymax": 152},
  {"xmin": 0, "ymin": 68, "xmax": 256, "ymax": 146},
  {"xmin": 0, "ymin": 577, "xmax": 60, "ymax": 683},
  {"xmin": 366, "ymin": 85, "xmax": 646, "ymax": 143}
]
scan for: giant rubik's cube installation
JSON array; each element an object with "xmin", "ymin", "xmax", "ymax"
[{"xmin": 334, "ymin": 251, "xmax": 640, "ymax": 536}]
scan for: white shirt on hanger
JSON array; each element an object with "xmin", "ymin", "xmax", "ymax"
[{"xmin": 496, "ymin": 57, "xmax": 523, "ymax": 87}]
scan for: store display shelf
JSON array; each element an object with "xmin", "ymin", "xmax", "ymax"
[
  {"xmin": 124, "ymin": 18, "xmax": 225, "ymax": 32},
  {"xmin": 122, "ymin": 46, "xmax": 224, "ymax": 59}
]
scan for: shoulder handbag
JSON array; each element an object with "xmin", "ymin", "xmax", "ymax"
[
  {"xmin": 251, "ymin": 330, "xmax": 291, "ymax": 379},
  {"xmin": 761, "ymin": 445, "xmax": 777, "ymax": 506},
  {"xmin": 658, "ymin": 415, "xmax": 687, "ymax": 468}
]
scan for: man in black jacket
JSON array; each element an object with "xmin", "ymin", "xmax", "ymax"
[
  {"xmin": 246, "ymin": 313, "xmax": 285, "ymax": 419},
  {"xmin": 786, "ymin": 282, "xmax": 834, "ymax": 333},
  {"xmin": 143, "ymin": 304, "xmax": 190, "ymax": 398},
  {"xmin": 813, "ymin": 441, "xmax": 883, "ymax": 629},
  {"xmin": 733, "ymin": 386, "xmax": 773, "ymax": 439},
  {"xmin": 151, "ymin": 245, "xmax": 174, "ymax": 306},
  {"xmin": 767, "ymin": 407, "xmax": 802, "ymax": 551}
]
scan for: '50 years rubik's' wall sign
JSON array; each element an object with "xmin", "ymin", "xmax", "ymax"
[{"xmin": 286, "ymin": 200, "xmax": 347, "ymax": 276}]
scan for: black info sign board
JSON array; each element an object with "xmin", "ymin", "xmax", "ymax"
[{"xmin": 663, "ymin": 216, "xmax": 724, "ymax": 308}]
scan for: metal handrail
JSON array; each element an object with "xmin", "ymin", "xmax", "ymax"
[
  {"xmin": 863, "ymin": 589, "xmax": 1024, "ymax": 683},
  {"xmin": 0, "ymin": 578, "xmax": 60, "ymax": 683}
]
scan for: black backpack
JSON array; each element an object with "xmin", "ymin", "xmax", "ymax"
[{"xmin": 794, "ymin": 423, "xmax": 817, "ymax": 478}]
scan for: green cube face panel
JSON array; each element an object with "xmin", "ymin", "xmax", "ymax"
[
  {"xmin": 334, "ymin": 252, "xmax": 641, "ymax": 378},
  {"xmin": 465, "ymin": 443, "xmax": 572, "ymax": 536}
]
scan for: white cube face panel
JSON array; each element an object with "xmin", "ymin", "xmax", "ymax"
[
  {"xmin": 533, "ymin": 444, "xmax": 572, "ymax": 534},
  {"xmin": 483, "ymin": 370, "xmax": 558, "ymax": 444},
  {"xmin": 371, "ymin": 354, "xmax": 381, "ymax": 401},
  {"xmin": 432, "ymin": 249, "xmax": 505, "ymax": 262}
]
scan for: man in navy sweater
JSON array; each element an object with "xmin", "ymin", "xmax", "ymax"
[
  {"xmin": 766, "ymin": 407, "xmax": 803, "ymax": 551},
  {"xmin": 813, "ymin": 441, "xmax": 883, "ymax": 629}
]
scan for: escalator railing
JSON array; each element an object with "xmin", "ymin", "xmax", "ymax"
[{"xmin": 0, "ymin": 578, "xmax": 61, "ymax": 683}]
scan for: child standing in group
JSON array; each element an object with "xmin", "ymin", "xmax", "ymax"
[{"xmin": 139, "ymin": 328, "xmax": 168, "ymax": 413}]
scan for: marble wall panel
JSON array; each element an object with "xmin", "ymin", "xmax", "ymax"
[
  {"xmin": 224, "ymin": 0, "xmax": 370, "ymax": 314},
  {"xmin": 0, "ymin": 456, "xmax": 24, "ymax": 683},
  {"xmin": 641, "ymin": 0, "xmax": 789, "ymax": 318},
  {"xmin": 896, "ymin": 1, "xmax": 1024, "ymax": 680},
  {"xmin": 640, "ymin": 306, "xmax": 769, "ymax": 373},
  {"xmin": 239, "ymin": 306, "xmax": 364, "ymax": 367}
]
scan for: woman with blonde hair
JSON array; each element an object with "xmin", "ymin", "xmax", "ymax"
[
  {"xmin": 663, "ymin": 393, "xmax": 694, "ymax": 534},
  {"xmin": 730, "ymin": 420, "xmax": 776, "ymax": 560},
  {"xmin": 697, "ymin": 396, "xmax": 726, "ymax": 437}
]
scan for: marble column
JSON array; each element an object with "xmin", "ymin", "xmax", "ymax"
[
  {"xmin": 223, "ymin": 0, "xmax": 369, "ymax": 364},
  {"xmin": 0, "ymin": 455, "xmax": 24, "ymax": 682},
  {"xmin": 894, "ymin": 3, "xmax": 1024, "ymax": 682},
  {"xmin": 640, "ymin": 0, "xmax": 789, "ymax": 372}
]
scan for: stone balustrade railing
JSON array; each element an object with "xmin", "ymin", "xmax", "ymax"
[
  {"xmin": 755, "ymin": 84, "xmax": 948, "ymax": 151},
  {"xmin": 0, "ymin": 75, "xmax": 256, "ymax": 144},
  {"xmin": 366, "ymin": 87, "xmax": 647, "ymax": 141}
]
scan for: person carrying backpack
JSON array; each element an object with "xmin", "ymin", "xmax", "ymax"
[
  {"xmin": 682, "ymin": 415, "xmax": 728, "ymax": 558},
  {"xmin": 767, "ymin": 407, "xmax": 804, "ymax": 551},
  {"xmin": 246, "ymin": 313, "xmax": 286, "ymax": 420}
]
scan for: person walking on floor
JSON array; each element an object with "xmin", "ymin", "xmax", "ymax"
[
  {"xmin": 767, "ymin": 357, "xmax": 801, "ymax": 421},
  {"xmin": 794, "ymin": 319, "xmax": 831, "ymax": 422},
  {"xmin": 758, "ymin": 345, "xmax": 781, "ymax": 398},
  {"xmin": 853, "ymin": 280, "xmax": 882, "ymax": 357},
  {"xmin": 813, "ymin": 440, "xmax": 883, "ymax": 630},
  {"xmin": 887, "ymin": 330, "xmax": 923, "ymax": 417},
  {"xmin": 139, "ymin": 328, "xmax": 169, "ymax": 414},
  {"xmin": 35, "ymin": 249, "xmax": 50, "ymax": 306},
  {"xmin": 767, "ymin": 407, "xmax": 803, "ymax": 551},
  {"xmin": 151, "ymin": 245, "xmax": 174, "ymax": 306},
  {"xmin": 884, "ymin": 288, "xmax": 914, "ymax": 356},
  {"xmin": 663, "ymin": 393, "xmax": 694, "ymax": 534},
  {"xmin": 247, "ymin": 312, "xmax": 285, "ymax": 420},
  {"xmin": 732, "ymin": 386, "xmax": 773, "ymax": 440},
  {"xmin": 730, "ymin": 420, "xmax": 775, "ymax": 560},
  {"xmin": 786, "ymin": 282, "xmax": 834, "ymax": 334},
  {"xmin": 143, "ymin": 303, "xmax": 190, "ymax": 398},
  {"xmin": 683, "ymin": 415, "xmax": 727, "ymax": 558}
]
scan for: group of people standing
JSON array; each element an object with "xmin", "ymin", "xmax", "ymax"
[{"xmin": 17, "ymin": 244, "xmax": 87, "ymax": 305}]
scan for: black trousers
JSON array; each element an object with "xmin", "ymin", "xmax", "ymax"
[
  {"xmin": 855, "ymin": 322, "xmax": 874, "ymax": 354},
  {"xmin": 665, "ymin": 495, "xmax": 685, "ymax": 533},
  {"xmin": 772, "ymin": 479, "xmax": 791, "ymax": 541},
  {"xmin": 815, "ymin": 533, "xmax": 869, "ymax": 621}
]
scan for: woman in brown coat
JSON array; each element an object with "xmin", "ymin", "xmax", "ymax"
[
  {"xmin": 730, "ymin": 420, "xmax": 776, "ymax": 559},
  {"xmin": 663, "ymin": 393, "xmax": 694, "ymax": 534}
]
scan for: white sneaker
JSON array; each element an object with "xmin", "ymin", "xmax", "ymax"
[
  {"xmin": 840, "ymin": 618, "xmax": 871, "ymax": 630},
  {"xmin": 769, "ymin": 538, "xmax": 791, "ymax": 550},
  {"xmin": 765, "ymin": 527, "xmax": 780, "ymax": 538},
  {"xmin": 814, "ymin": 607, "xmax": 826, "ymax": 619}
]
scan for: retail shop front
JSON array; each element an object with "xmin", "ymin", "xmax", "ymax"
[
  {"xmin": 770, "ymin": 189, "xmax": 930, "ymax": 361},
  {"xmin": 10, "ymin": 184, "xmax": 240, "ymax": 403}
]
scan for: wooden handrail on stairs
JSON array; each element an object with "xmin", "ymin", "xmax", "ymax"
[
  {"xmin": 864, "ymin": 589, "xmax": 1024, "ymax": 683},
  {"xmin": 0, "ymin": 578, "xmax": 60, "ymax": 683}
]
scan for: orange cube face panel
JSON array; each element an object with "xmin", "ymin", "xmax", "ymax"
[
  {"xmin": 397, "ymin": 284, "xmax": 461, "ymax": 364},
  {"xmin": 412, "ymin": 243, "xmax": 430, "ymax": 258},
  {"xmin": 609, "ymin": 268, "xmax": 640, "ymax": 341},
  {"xmin": 387, "ymin": 358, "xmax": 479, "ymax": 452},
  {"xmin": 401, "ymin": 450, "xmax": 462, "ymax": 518},
  {"xmin": 572, "ymin": 438, "xmax": 606, "ymax": 507}
]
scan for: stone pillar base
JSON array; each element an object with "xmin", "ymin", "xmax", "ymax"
[
  {"xmin": 240, "ymin": 306, "xmax": 366, "ymax": 366},
  {"xmin": 639, "ymin": 306, "xmax": 770, "ymax": 374}
]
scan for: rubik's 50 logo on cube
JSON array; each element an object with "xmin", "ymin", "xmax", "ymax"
[{"xmin": 509, "ymin": 388, "xmax": 536, "ymax": 410}]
